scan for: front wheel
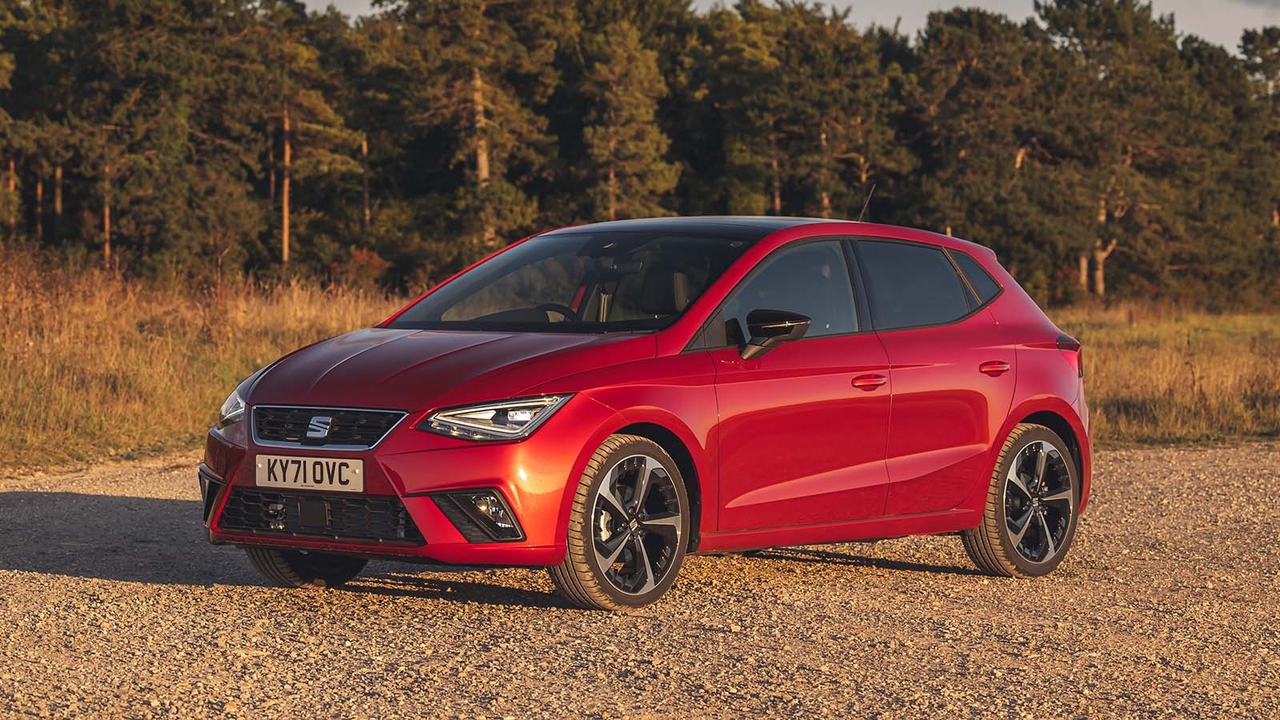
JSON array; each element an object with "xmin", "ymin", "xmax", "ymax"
[
  {"xmin": 549, "ymin": 434, "xmax": 691, "ymax": 610},
  {"xmin": 244, "ymin": 547, "xmax": 367, "ymax": 588},
  {"xmin": 962, "ymin": 423, "xmax": 1080, "ymax": 577}
]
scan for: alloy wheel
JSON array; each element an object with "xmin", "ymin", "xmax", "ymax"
[
  {"xmin": 1003, "ymin": 440, "xmax": 1074, "ymax": 564},
  {"xmin": 590, "ymin": 454, "xmax": 683, "ymax": 596}
]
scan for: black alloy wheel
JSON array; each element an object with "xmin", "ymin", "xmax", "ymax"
[
  {"xmin": 963, "ymin": 423, "xmax": 1081, "ymax": 577},
  {"xmin": 550, "ymin": 434, "xmax": 690, "ymax": 610}
]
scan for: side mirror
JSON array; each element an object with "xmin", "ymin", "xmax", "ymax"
[{"xmin": 740, "ymin": 309, "xmax": 811, "ymax": 360}]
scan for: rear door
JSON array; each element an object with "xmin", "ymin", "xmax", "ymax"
[
  {"xmin": 853, "ymin": 239, "xmax": 1016, "ymax": 516},
  {"xmin": 708, "ymin": 240, "xmax": 892, "ymax": 531}
]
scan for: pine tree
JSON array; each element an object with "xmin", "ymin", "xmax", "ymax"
[
  {"xmin": 773, "ymin": 3, "xmax": 912, "ymax": 220},
  {"xmin": 579, "ymin": 22, "xmax": 679, "ymax": 221},
  {"xmin": 700, "ymin": 2, "xmax": 791, "ymax": 215},
  {"xmin": 1037, "ymin": 0, "xmax": 1198, "ymax": 299},
  {"xmin": 379, "ymin": 0, "xmax": 567, "ymax": 264},
  {"xmin": 1243, "ymin": 28, "xmax": 1280, "ymax": 230},
  {"xmin": 905, "ymin": 8, "xmax": 1092, "ymax": 302},
  {"xmin": 0, "ymin": 5, "xmax": 15, "ymax": 243},
  {"xmin": 249, "ymin": 2, "xmax": 362, "ymax": 268}
]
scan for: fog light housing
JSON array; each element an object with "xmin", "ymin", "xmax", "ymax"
[{"xmin": 432, "ymin": 489, "xmax": 525, "ymax": 542}]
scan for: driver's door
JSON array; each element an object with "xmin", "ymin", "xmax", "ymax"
[{"xmin": 708, "ymin": 240, "xmax": 892, "ymax": 531}]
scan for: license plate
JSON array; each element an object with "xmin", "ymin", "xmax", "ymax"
[{"xmin": 255, "ymin": 455, "xmax": 364, "ymax": 493}]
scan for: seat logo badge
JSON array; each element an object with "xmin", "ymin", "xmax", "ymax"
[{"xmin": 306, "ymin": 416, "xmax": 333, "ymax": 440}]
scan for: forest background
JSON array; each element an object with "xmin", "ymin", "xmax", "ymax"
[
  {"xmin": 4, "ymin": 1, "xmax": 1280, "ymax": 467},
  {"xmin": 5, "ymin": 0, "xmax": 1280, "ymax": 306}
]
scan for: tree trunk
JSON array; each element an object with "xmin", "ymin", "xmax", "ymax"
[
  {"xmin": 53, "ymin": 165, "xmax": 63, "ymax": 242},
  {"xmin": 769, "ymin": 134, "xmax": 781, "ymax": 216},
  {"xmin": 607, "ymin": 165, "xmax": 618, "ymax": 220},
  {"xmin": 1078, "ymin": 254, "xmax": 1089, "ymax": 293},
  {"xmin": 34, "ymin": 170, "xmax": 43, "ymax": 243},
  {"xmin": 6, "ymin": 160, "xmax": 14, "ymax": 242},
  {"xmin": 103, "ymin": 163, "xmax": 112, "ymax": 268},
  {"xmin": 606, "ymin": 137, "xmax": 618, "ymax": 221},
  {"xmin": 1091, "ymin": 238, "xmax": 1117, "ymax": 298},
  {"xmin": 471, "ymin": 66, "xmax": 494, "ymax": 244},
  {"xmin": 1273, "ymin": 204, "xmax": 1278, "ymax": 227},
  {"xmin": 818, "ymin": 130, "xmax": 831, "ymax": 219},
  {"xmin": 268, "ymin": 144, "xmax": 276, "ymax": 203},
  {"xmin": 282, "ymin": 100, "xmax": 291, "ymax": 266},
  {"xmin": 361, "ymin": 136, "xmax": 371, "ymax": 233},
  {"xmin": 1092, "ymin": 193, "xmax": 1109, "ymax": 296},
  {"xmin": 471, "ymin": 70, "xmax": 489, "ymax": 184}
]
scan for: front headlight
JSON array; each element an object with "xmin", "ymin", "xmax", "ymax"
[
  {"xmin": 216, "ymin": 367, "xmax": 267, "ymax": 429},
  {"xmin": 217, "ymin": 389, "xmax": 246, "ymax": 429},
  {"xmin": 419, "ymin": 395, "xmax": 572, "ymax": 441}
]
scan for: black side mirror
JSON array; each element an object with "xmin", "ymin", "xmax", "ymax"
[{"xmin": 740, "ymin": 309, "xmax": 811, "ymax": 360}]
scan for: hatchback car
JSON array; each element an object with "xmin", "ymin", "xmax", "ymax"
[{"xmin": 200, "ymin": 217, "xmax": 1090, "ymax": 610}]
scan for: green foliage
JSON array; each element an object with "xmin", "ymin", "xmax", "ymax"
[
  {"xmin": 0, "ymin": 0, "xmax": 1277, "ymax": 306},
  {"xmin": 579, "ymin": 21, "xmax": 680, "ymax": 221}
]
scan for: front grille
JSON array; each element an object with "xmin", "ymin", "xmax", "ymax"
[
  {"xmin": 218, "ymin": 489, "xmax": 424, "ymax": 544},
  {"xmin": 253, "ymin": 406, "xmax": 405, "ymax": 449}
]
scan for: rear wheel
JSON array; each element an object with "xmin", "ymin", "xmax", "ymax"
[
  {"xmin": 244, "ymin": 547, "xmax": 367, "ymax": 588},
  {"xmin": 549, "ymin": 434, "xmax": 690, "ymax": 610},
  {"xmin": 962, "ymin": 423, "xmax": 1080, "ymax": 577}
]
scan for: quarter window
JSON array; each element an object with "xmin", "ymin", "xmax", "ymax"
[
  {"xmin": 857, "ymin": 240, "xmax": 972, "ymax": 330},
  {"xmin": 719, "ymin": 241, "xmax": 858, "ymax": 345},
  {"xmin": 950, "ymin": 250, "xmax": 1002, "ymax": 303}
]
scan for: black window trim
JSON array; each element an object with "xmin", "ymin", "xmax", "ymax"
[
  {"xmin": 683, "ymin": 236, "xmax": 871, "ymax": 353},
  {"xmin": 850, "ymin": 237, "xmax": 1002, "ymax": 334},
  {"xmin": 841, "ymin": 240, "xmax": 875, "ymax": 332}
]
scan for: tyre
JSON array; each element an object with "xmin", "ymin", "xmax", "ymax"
[
  {"xmin": 244, "ymin": 547, "xmax": 367, "ymax": 588},
  {"xmin": 549, "ymin": 434, "xmax": 691, "ymax": 610},
  {"xmin": 962, "ymin": 423, "xmax": 1080, "ymax": 577}
]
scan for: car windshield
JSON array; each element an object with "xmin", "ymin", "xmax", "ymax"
[{"xmin": 386, "ymin": 230, "xmax": 755, "ymax": 333}]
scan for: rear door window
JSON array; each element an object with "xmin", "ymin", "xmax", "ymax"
[{"xmin": 856, "ymin": 240, "xmax": 972, "ymax": 330}]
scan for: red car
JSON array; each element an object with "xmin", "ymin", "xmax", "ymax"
[{"xmin": 201, "ymin": 217, "xmax": 1090, "ymax": 610}]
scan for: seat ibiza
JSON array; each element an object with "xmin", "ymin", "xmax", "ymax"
[{"xmin": 200, "ymin": 217, "xmax": 1090, "ymax": 610}]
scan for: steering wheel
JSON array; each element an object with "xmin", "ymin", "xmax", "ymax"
[{"xmin": 536, "ymin": 303, "xmax": 582, "ymax": 323}]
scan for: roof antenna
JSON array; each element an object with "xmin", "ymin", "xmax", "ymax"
[{"xmin": 856, "ymin": 183, "xmax": 876, "ymax": 223}]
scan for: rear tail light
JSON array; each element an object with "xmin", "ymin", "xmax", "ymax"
[{"xmin": 1056, "ymin": 334, "xmax": 1084, "ymax": 378}]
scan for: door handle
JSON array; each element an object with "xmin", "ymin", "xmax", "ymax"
[
  {"xmin": 979, "ymin": 360, "xmax": 1011, "ymax": 377},
  {"xmin": 851, "ymin": 374, "xmax": 888, "ymax": 391}
]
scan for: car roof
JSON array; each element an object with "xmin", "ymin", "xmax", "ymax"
[
  {"xmin": 540, "ymin": 216, "xmax": 996, "ymax": 259},
  {"xmin": 542, "ymin": 216, "xmax": 828, "ymax": 242}
]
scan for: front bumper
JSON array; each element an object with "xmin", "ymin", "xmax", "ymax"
[{"xmin": 201, "ymin": 396, "xmax": 620, "ymax": 566}]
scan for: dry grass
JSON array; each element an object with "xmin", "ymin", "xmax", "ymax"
[
  {"xmin": 2, "ymin": 251, "xmax": 1277, "ymax": 472},
  {"xmin": 1053, "ymin": 302, "xmax": 1280, "ymax": 445},
  {"xmin": 0, "ymin": 250, "xmax": 400, "ymax": 471}
]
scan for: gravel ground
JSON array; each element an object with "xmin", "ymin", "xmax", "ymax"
[{"xmin": 0, "ymin": 444, "xmax": 1277, "ymax": 718}]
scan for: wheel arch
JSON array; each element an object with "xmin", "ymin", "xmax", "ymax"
[
  {"xmin": 1021, "ymin": 410, "xmax": 1083, "ymax": 487},
  {"xmin": 958, "ymin": 397, "xmax": 1092, "ymax": 517},
  {"xmin": 553, "ymin": 401, "xmax": 713, "ymax": 558},
  {"xmin": 1001, "ymin": 398, "xmax": 1093, "ymax": 512},
  {"xmin": 614, "ymin": 421, "xmax": 703, "ymax": 553}
]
